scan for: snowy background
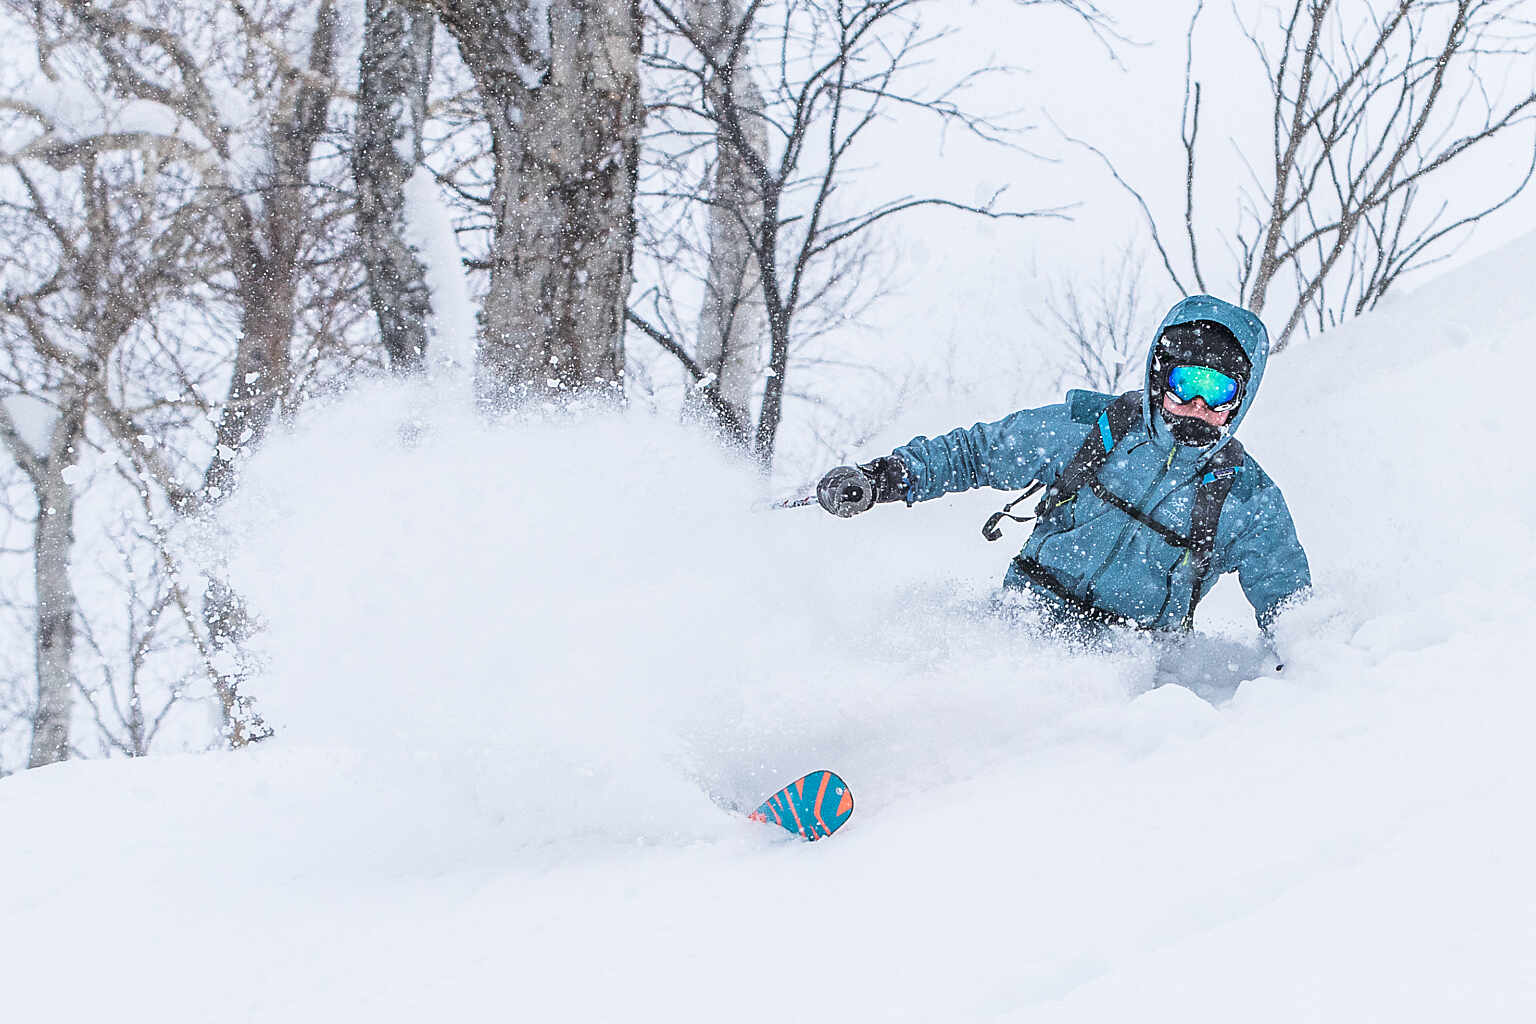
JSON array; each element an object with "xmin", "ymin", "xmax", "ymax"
[{"xmin": 4, "ymin": 1, "xmax": 1536, "ymax": 1020}]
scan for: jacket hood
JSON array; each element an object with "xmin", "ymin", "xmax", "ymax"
[{"xmin": 1142, "ymin": 294, "xmax": 1270, "ymax": 455}]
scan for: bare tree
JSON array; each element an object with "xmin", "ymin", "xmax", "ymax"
[
  {"xmin": 2, "ymin": 0, "xmax": 366, "ymax": 754},
  {"xmin": 354, "ymin": 0, "xmax": 436, "ymax": 372},
  {"xmin": 673, "ymin": 0, "xmax": 770, "ymax": 444},
  {"xmin": 18, "ymin": 0, "xmax": 346, "ymax": 497},
  {"xmin": 77, "ymin": 0, "xmax": 343, "ymax": 745},
  {"xmin": 1073, "ymin": 0, "xmax": 1536, "ymax": 351},
  {"xmin": 72, "ymin": 517, "xmax": 196, "ymax": 759},
  {"xmin": 0, "ymin": 460, "xmax": 32, "ymax": 771},
  {"xmin": 419, "ymin": 0, "xmax": 644, "ymax": 405},
  {"xmin": 0, "ymin": 130, "xmax": 190, "ymax": 764},
  {"xmin": 198, "ymin": 1, "xmax": 341, "ymax": 500},
  {"xmin": 0, "ymin": 390, "xmax": 85, "ymax": 766},
  {"xmin": 1036, "ymin": 242, "xmax": 1159, "ymax": 395},
  {"xmin": 635, "ymin": 0, "xmax": 1084, "ymax": 467}
]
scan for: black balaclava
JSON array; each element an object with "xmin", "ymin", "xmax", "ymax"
[{"xmin": 1151, "ymin": 320, "xmax": 1253, "ymax": 448}]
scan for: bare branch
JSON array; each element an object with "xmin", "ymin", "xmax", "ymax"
[
  {"xmin": 0, "ymin": 400, "xmax": 46, "ymax": 488},
  {"xmin": 1082, "ymin": 0, "xmax": 1536, "ymax": 349},
  {"xmin": 1055, "ymin": 119, "xmax": 1190, "ymax": 295}
]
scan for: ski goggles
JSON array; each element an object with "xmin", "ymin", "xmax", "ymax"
[{"xmin": 1165, "ymin": 364, "xmax": 1242, "ymax": 411}]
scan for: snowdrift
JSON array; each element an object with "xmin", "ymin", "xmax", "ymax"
[{"xmin": 3, "ymin": 234, "xmax": 1535, "ymax": 1022}]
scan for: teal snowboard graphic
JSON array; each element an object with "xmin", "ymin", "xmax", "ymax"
[{"xmin": 749, "ymin": 770, "xmax": 854, "ymax": 841}]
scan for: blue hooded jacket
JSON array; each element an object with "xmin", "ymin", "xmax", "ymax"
[{"xmin": 893, "ymin": 295, "xmax": 1310, "ymax": 631}]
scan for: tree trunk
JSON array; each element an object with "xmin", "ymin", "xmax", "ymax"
[
  {"xmin": 203, "ymin": 272, "xmax": 299, "ymax": 500},
  {"xmin": 204, "ymin": 1, "xmax": 336, "ymax": 498},
  {"xmin": 429, "ymin": 0, "xmax": 643, "ymax": 405},
  {"xmin": 354, "ymin": 0, "xmax": 435, "ymax": 372},
  {"xmin": 684, "ymin": 0, "xmax": 765, "ymax": 442},
  {"xmin": 752, "ymin": 186, "xmax": 789, "ymax": 466},
  {"xmin": 27, "ymin": 395, "xmax": 86, "ymax": 768},
  {"xmin": 197, "ymin": 3, "xmax": 337, "ymax": 746}
]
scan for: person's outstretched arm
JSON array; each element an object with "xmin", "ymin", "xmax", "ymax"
[{"xmin": 894, "ymin": 402, "xmax": 1079, "ymax": 504}]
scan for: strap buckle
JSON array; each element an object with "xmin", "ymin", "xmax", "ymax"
[{"xmin": 981, "ymin": 481, "xmax": 1046, "ymax": 541}]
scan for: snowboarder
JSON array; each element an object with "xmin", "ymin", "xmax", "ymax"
[{"xmin": 816, "ymin": 295, "xmax": 1311, "ymax": 641}]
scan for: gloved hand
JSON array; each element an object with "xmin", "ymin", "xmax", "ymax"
[{"xmin": 816, "ymin": 456, "xmax": 907, "ymax": 517}]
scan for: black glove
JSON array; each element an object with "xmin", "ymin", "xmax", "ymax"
[{"xmin": 816, "ymin": 456, "xmax": 908, "ymax": 517}]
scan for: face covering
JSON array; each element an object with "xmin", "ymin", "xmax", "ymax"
[{"xmin": 1160, "ymin": 405, "xmax": 1223, "ymax": 447}]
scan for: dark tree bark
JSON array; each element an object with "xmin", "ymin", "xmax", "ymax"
[
  {"xmin": 354, "ymin": 0, "xmax": 435, "ymax": 372},
  {"xmin": 426, "ymin": 0, "xmax": 643, "ymax": 404}
]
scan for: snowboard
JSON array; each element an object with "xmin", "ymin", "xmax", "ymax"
[{"xmin": 749, "ymin": 770, "xmax": 854, "ymax": 841}]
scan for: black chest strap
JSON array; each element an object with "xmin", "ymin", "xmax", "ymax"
[{"xmin": 1039, "ymin": 392, "xmax": 1144, "ymax": 514}]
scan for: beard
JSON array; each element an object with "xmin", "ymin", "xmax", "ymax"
[{"xmin": 1160, "ymin": 406, "xmax": 1223, "ymax": 447}]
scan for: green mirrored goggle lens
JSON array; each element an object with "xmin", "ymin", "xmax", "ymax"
[{"xmin": 1166, "ymin": 364, "xmax": 1241, "ymax": 408}]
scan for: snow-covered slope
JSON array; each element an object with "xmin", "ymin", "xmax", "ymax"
[{"xmin": 3, "ymin": 235, "xmax": 1535, "ymax": 1022}]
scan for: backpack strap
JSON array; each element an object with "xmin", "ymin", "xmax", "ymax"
[
  {"xmin": 1180, "ymin": 439, "xmax": 1244, "ymax": 629},
  {"xmin": 1037, "ymin": 391, "xmax": 1144, "ymax": 517},
  {"xmin": 982, "ymin": 391, "xmax": 1142, "ymax": 542}
]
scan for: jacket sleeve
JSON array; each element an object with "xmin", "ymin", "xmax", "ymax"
[
  {"xmin": 893, "ymin": 403, "xmax": 1080, "ymax": 504},
  {"xmin": 1221, "ymin": 473, "xmax": 1312, "ymax": 630}
]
